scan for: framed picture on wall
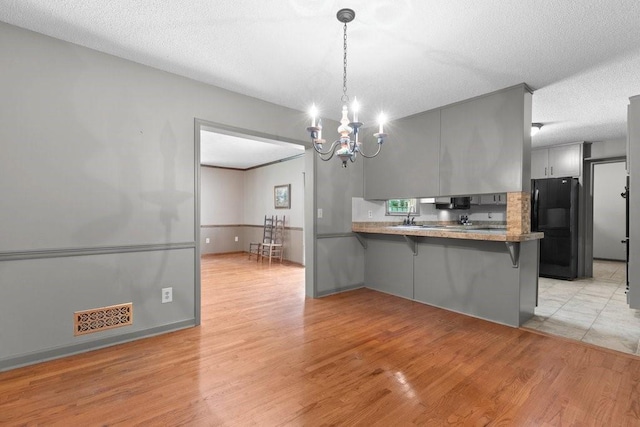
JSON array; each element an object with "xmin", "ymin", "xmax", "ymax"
[{"xmin": 274, "ymin": 184, "xmax": 291, "ymax": 209}]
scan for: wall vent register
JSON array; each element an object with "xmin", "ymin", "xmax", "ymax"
[{"xmin": 74, "ymin": 303, "xmax": 133, "ymax": 336}]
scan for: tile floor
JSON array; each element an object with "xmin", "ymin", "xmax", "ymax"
[{"xmin": 523, "ymin": 260, "xmax": 640, "ymax": 355}]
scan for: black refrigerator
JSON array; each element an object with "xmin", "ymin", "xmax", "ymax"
[{"xmin": 531, "ymin": 177, "xmax": 579, "ymax": 280}]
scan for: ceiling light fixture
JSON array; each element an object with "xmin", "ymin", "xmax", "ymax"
[
  {"xmin": 307, "ymin": 8, "xmax": 387, "ymax": 168},
  {"xmin": 531, "ymin": 123, "xmax": 543, "ymax": 136}
]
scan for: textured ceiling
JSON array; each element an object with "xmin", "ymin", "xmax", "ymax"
[
  {"xmin": 200, "ymin": 131, "xmax": 303, "ymax": 169},
  {"xmin": 2, "ymin": 0, "xmax": 640, "ymax": 150}
]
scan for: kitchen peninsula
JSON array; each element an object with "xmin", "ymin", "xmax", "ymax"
[
  {"xmin": 352, "ymin": 84, "xmax": 541, "ymax": 327},
  {"xmin": 353, "ymin": 197, "xmax": 543, "ymax": 327}
]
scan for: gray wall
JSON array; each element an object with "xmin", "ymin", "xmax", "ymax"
[
  {"xmin": 590, "ymin": 138, "xmax": 627, "ymax": 160},
  {"xmin": 201, "ymin": 166, "xmax": 244, "ymax": 225},
  {"xmin": 243, "ymin": 155, "xmax": 305, "ymax": 264},
  {"xmin": 629, "ymin": 95, "xmax": 640, "ymax": 308},
  {"xmin": 306, "ymin": 143, "xmax": 366, "ymax": 297},
  {"xmin": 200, "ymin": 166, "xmax": 244, "ymax": 255},
  {"xmin": 593, "ymin": 161, "xmax": 627, "ymax": 260},
  {"xmin": 199, "ymin": 156, "xmax": 305, "ymax": 264},
  {"xmin": 0, "ymin": 22, "xmax": 307, "ymax": 370}
]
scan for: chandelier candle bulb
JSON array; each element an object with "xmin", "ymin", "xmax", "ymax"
[
  {"xmin": 378, "ymin": 114, "xmax": 385, "ymax": 134},
  {"xmin": 310, "ymin": 105, "xmax": 317, "ymax": 128},
  {"xmin": 352, "ymin": 97, "xmax": 359, "ymax": 122}
]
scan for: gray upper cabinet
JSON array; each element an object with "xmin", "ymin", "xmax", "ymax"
[
  {"xmin": 364, "ymin": 109, "xmax": 440, "ymax": 199},
  {"xmin": 531, "ymin": 149, "xmax": 549, "ymax": 179},
  {"xmin": 439, "ymin": 85, "xmax": 531, "ymax": 196},
  {"xmin": 479, "ymin": 193, "xmax": 507, "ymax": 205},
  {"xmin": 531, "ymin": 143, "xmax": 582, "ymax": 179}
]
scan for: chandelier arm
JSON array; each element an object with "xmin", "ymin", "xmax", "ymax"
[
  {"xmin": 312, "ymin": 139, "xmax": 340, "ymax": 156},
  {"xmin": 318, "ymin": 151, "xmax": 336, "ymax": 162},
  {"xmin": 357, "ymin": 144, "xmax": 383, "ymax": 159},
  {"xmin": 314, "ymin": 140, "xmax": 342, "ymax": 161}
]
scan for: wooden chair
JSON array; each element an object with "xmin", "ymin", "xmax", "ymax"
[
  {"xmin": 259, "ymin": 215, "xmax": 285, "ymax": 265},
  {"xmin": 249, "ymin": 215, "xmax": 274, "ymax": 260}
]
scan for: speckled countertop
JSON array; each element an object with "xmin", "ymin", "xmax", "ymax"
[{"xmin": 352, "ymin": 222, "xmax": 544, "ymax": 242}]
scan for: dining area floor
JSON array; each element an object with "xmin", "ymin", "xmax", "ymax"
[{"xmin": 523, "ymin": 260, "xmax": 640, "ymax": 355}]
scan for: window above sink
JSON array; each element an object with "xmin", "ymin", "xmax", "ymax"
[{"xmin": 386, "ymin": 198, "xmax": 420, "ymax": 216}]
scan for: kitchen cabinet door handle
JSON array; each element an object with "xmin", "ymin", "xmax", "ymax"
[
  {"xmin": 550, "ymin": 166, "xmax": 553, "ymax": 175},
  {"xmin": 544, "ymin": 167, "xmax": 547, "ymax": 176}
]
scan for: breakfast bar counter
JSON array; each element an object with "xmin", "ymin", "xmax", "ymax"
[
  {"xmin": 352, "ymin": 222, "xmax": 544, "ymax": 242},
  {"xmin": 352, "ymin": 221, "xmax": 541, "ymax": 327}
]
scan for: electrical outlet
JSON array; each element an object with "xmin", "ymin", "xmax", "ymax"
[
  {"xmin": 205, "ymin": 238, "xmax": 210, "ymax": 244},
  {"xmin": 161, "ymin": 287, "xmax": 173, "ymax": 304},
  {"xmin": 234, "ymin": 236, "xmax": 238, "ymax": 242},
  {"xmin": 317, "ymin": 208, "xmax": 323, "ymax": 219},
  {"xmin": 488, "ymin": 212, "xmax": 493, "ymax": 219},
  {"xmin": 367, "ymin": 210, "xmax": 373, "ymax": 218}
]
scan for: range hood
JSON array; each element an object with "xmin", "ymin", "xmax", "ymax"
[{"xmin": 435, "ymin": 197, "xmax": 471, "ymax": 210}]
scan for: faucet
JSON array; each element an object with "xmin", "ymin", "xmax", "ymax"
[{"xmin": 403, "ymin": 213, "xmax": 416, "ymax": 225}]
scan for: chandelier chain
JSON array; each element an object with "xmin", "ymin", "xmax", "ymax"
[{"xmin": 341, "ymin": 22, "xmax": 349, "ymax": 103}]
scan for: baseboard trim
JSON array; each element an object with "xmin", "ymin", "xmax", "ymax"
[
  {"xmin": 316, "ymin": 283, "xmax": 364, "ymax": 297},
  {"xmin": 201, "ymin": 252, "xmax": 305, "ymax": 267},
  {"xmin": 0, "ymin": 319, "xmax": 196, "ymax": 372}
]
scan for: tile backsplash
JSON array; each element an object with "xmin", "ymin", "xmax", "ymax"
[{"xmin": 352, "ymin": 197, "xmax": 506, "ymax": 223}]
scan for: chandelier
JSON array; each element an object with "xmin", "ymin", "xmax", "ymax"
[{"xmin": 306, "ymin": 8, "xmax": 387, "ymax": 168}]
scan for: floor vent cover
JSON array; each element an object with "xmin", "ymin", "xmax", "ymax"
[{"xmin": 74, "ymin": 303, "xmax": 133, "ymax": 336}]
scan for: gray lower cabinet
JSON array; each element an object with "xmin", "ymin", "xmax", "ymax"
[
  {"xmin": 362, "ymin": 234, "xmax": 540, "ymax": 327},
  {"xmin": 439, "ymin": 84, "xmax": 531, "ymax": 195},
  {"xmin": 414, "ymin": 238, "xmax": 537, "ymax": 327},
  {"xmin": 364, "ymin": 110, "xmax": 440, "ymax": 200},
  {"xmin": 363, "ymin": 234, "xmax": 414, "ymax": 299}
]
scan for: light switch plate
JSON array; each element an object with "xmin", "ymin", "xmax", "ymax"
[{"xmin": 317, "ymin": 208, "xmax": 323, "ymax": 219}]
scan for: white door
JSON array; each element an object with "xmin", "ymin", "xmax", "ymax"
[{"xmin": 593, "ymin": 162, "xmax": 626, "ymax": 260}]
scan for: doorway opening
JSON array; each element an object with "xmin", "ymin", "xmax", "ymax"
[
  {"xmin": 194, "ymin": 118, "xmax": 308, "ymax": 318},
  {"xmin": 524, "ymin": 157, "xmax": 638, "ymax": 355}
]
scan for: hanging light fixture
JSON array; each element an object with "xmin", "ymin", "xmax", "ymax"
[{"xmin": 306, "ymin": 8, "xmax": 387, "ymax": 168}]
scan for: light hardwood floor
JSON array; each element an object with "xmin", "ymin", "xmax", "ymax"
[{"xmin": 2, "ymin": 253, "xmax": 640, "ymax": 425}]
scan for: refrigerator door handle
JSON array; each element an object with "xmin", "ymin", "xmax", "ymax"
[{"xmin": 532, "ymin": 188, "xmax": 539, "ymax": 230}]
